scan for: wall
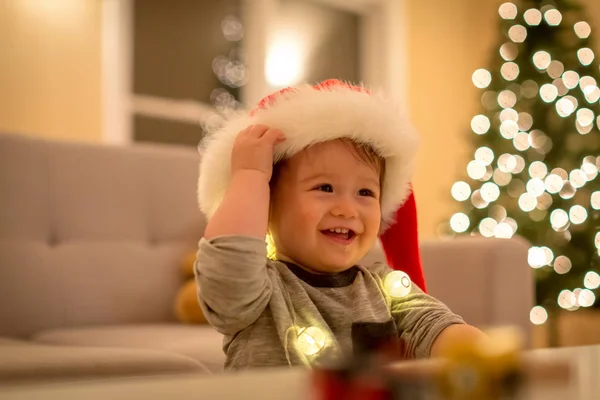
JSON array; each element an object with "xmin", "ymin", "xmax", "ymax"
[
  {"xmin": 0, "ymin": 0, "xmax": 102, "ymax": 143},
  {"xmin": 406, "ymin": 0, "xmax": 600, "ymax": 239}
]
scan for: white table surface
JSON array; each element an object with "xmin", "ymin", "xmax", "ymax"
[{"xmin": 0, "ymin": 345, "xmax": 597, "ymax": 400}]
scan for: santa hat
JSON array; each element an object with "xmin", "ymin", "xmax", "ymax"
[{"xmin": 197, "ymin": 79, "xmax": 420, "ymax": 229}]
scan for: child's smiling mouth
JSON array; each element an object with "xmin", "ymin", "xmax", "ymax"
[{"xmin": 320, "ymin": 228, "xmax": 356, "ymax": 244}]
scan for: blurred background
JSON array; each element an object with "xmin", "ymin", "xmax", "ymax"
[
  {"xmin": 1, "ymin": 0, "xmax": 600, "ymax": 347},
  {"xmin": 1, "ymin": 0, "xmax": 598, "ymax": 240}
]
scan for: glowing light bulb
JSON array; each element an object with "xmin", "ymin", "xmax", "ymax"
[
  {"xmin": 480, "ymin": 182, "xmax": 500, "ymax": 202},
  {"xmin": 501, "ymin": 62, "xmax": 520, "ymax": 81},
  {"xmin": 578, "ymin": 289, "xmax": 595, "ymax": 307},
  {"xmin": 556, "ymin": 97, "xmax": 576, "ymax": 117},
  {"xmin": 558, "ymin": 290, "xmax": 576, "ymax": 309},
  {"xmin": 384, "ymin": 271, "xmax": 412, "ymax": 298},
  {"xmin": 524, "ymin": 9, "xmax": 542, "ymax": 26},
  {"xmin": 539, "ymin": 83, "xmax": 558, "ymax": 102},
  {"xmin": 513, "ymin": 132, "xmax": 530, "ymax": 151},
  {"xmin": 494, "ymin": 222, "xmax": 514, "ymax": 239},
  {"xmin": 508, "ymin": 25, "xmax": 527, "ymax": 43},
  {"xmin": 497, "ymin": 154, "xmax": 517, "ymax": 173},
  {"xmin": 498, "ymin": 3, "xmax": 518, "ymax": 19},
  {"xmin": 528, "ymin": 246, "xmax": 546, "ymax": 268},
  {"xmin": 569, "ymin": 169, "xmax": 587, "ymax": 188},
  {"xmin": 533, "ymin": 51, "xmax": 552, "ymax": 70},
  {"xmin": 472, "ymin": 69, "xmax": 492, "ymax": 88},
  {"xmin": 569, "ymin": 205, "xmax": 587, "ymax": 224},
  {"xmin": 562, "ymin": 71, "xmax": 580, "ymax": 89},
  {"xmin": 574, "ymin": 21, "xmax": 591, "ymax": 39},
  {"xmin": 479, "ymin": 218, "xmax": 497, "ymax": 238},
  {"xmin": 471, "ymin": 115, "xmax": 491, "ymax": 134},
  {"xmin": 500, "ymin": 42, "xmax": 519, "ymax": 61},
  {"xmin": 297, "ymin": 326, "xmax": 326, "ymax": 356},
  {"xmin": 526, "ymin": 178, "xmax": 545, "ymax": 197},
  {"xmin": 530, "ymin": 306, "xmax": 548, "ymax": 325},
  {"xmin": 592, "ymin": 191, "xmax": 600, "ymax": 210},
  {"xmin": 577, "ymin": 48, "xmax": 595, "ymax": 66},
  {"xmin": 528, "ymin": 161, "xmax": 548, "ymax": 179},
  {"xmin": 584, "ymin": 271, "xmax": 600, "ymax": 290},
  {"xmin": 467, "ymin": 161, "xmax": 487, "ymax": 180},
  {"xmin": 544, "ymin": 9, "xmax": 562, "ymax": 26},
  {"xmin": 519, "ymin": 193, "xmax": 537, "ymax": 212},
  {"xmin": 550, "ymin": 209, "xmax": 569, "ymax": 231},
  {"xmin": 475, "ymin": 147, "xmax": 495, "ymax": 165},
  {"xmin": 553, "ymin": 256, "xmax": 572, "ymax": 274}
]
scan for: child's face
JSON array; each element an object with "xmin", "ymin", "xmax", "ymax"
[{"xmin": 269, "ymin": 139, "xmax": 382, "ymax": 274}]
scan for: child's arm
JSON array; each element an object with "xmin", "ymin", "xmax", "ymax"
[
  {"xmin": 430, "ymin": 323, "xmax": 487, "ymax": 358},
  {"xmin": 196, "ymin": 125, "xmax": 284, "ymax": 335},
  {"xmin": 203, "ymin": 125, "xmax": 284, "ymax": 240},
  {"xmin": 372, "ymin": 264, "xmax": 468, "ymax": 358}
]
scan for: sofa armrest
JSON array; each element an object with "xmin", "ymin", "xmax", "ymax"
[{"xmin": 421, "ymin": 236, "xmax": 534, "ymax": 347}]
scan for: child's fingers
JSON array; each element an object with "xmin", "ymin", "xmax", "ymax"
[
  {"xmin": 246, "ymin": 124, "xmax": 271, "ymax": 138},
  {"xmin": 263, "ymin": 128, "xmax": 285, "ymax": 145}
]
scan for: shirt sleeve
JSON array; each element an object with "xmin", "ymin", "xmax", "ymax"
[
  {"xmin": 194, "ymin": 235, "xmax": 272, "ymax": 335},
  {"xmin": 370, "ymin": 263, "xmax": 465, "ymax": 358}
]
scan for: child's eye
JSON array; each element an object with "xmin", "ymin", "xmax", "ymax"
[
  {"xmin": 359, "ymin": 189, "xmax": 375, "ymax": 197},
  {"xmin": 315, "ymin": 184, "xmax": 333, "ymax": 193}
]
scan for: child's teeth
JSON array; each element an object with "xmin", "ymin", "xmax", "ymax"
[{"xmin": 329, "ymin": 228, "xmax": 349, "ymax": 233}]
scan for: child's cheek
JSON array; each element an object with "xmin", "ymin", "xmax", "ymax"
[{"xmin": 297, "ymin": 199, "xmax": 322, "ymax": 222}]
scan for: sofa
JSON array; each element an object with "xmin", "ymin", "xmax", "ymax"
[{"xmin": 0, "ymin": 132, "xmax": 535, "ymax": 384}]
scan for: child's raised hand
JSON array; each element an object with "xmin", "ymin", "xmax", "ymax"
[{"xmin": 231, "ymin": 124, "xmax": 285, "ymax": 181}]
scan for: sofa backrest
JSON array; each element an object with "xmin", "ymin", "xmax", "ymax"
[{"xmin": 0, "ymin": 133, "xmax": 205, "ymax": 337}]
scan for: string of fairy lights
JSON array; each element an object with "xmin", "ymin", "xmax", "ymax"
[{"xmin": 448, "ymin": 2, "xmax": 600, "ymax": 325}]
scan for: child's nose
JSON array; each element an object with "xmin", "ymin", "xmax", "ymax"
[{"xmin": 330, "ymin": 196, "xmax": 358, "ymax": 218}]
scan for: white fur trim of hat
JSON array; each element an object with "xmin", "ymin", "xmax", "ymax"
[{"xmin": 197, "ymin": 79, "xmax": 420, "ymax": 230}]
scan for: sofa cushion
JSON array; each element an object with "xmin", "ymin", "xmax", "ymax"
[
  {"xmin": 32, "ymin": 324, "xmax": 226, "ymax": 373},
  {"xmin": 0, "ymin": 336, "xmax": 208, "ymax": 384},
  {"xmin": 0, "ymin": 133, "xmax": 205, "ymax": 337}
]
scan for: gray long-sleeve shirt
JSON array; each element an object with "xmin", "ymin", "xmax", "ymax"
[{"xmin": 195, "ymin": 235, "xmax": 465, "ymax": 370}]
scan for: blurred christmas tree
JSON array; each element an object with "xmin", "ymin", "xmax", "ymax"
[{"xmin": 448, "ymin": 0, "xmax": 600, "ymax": 337}]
